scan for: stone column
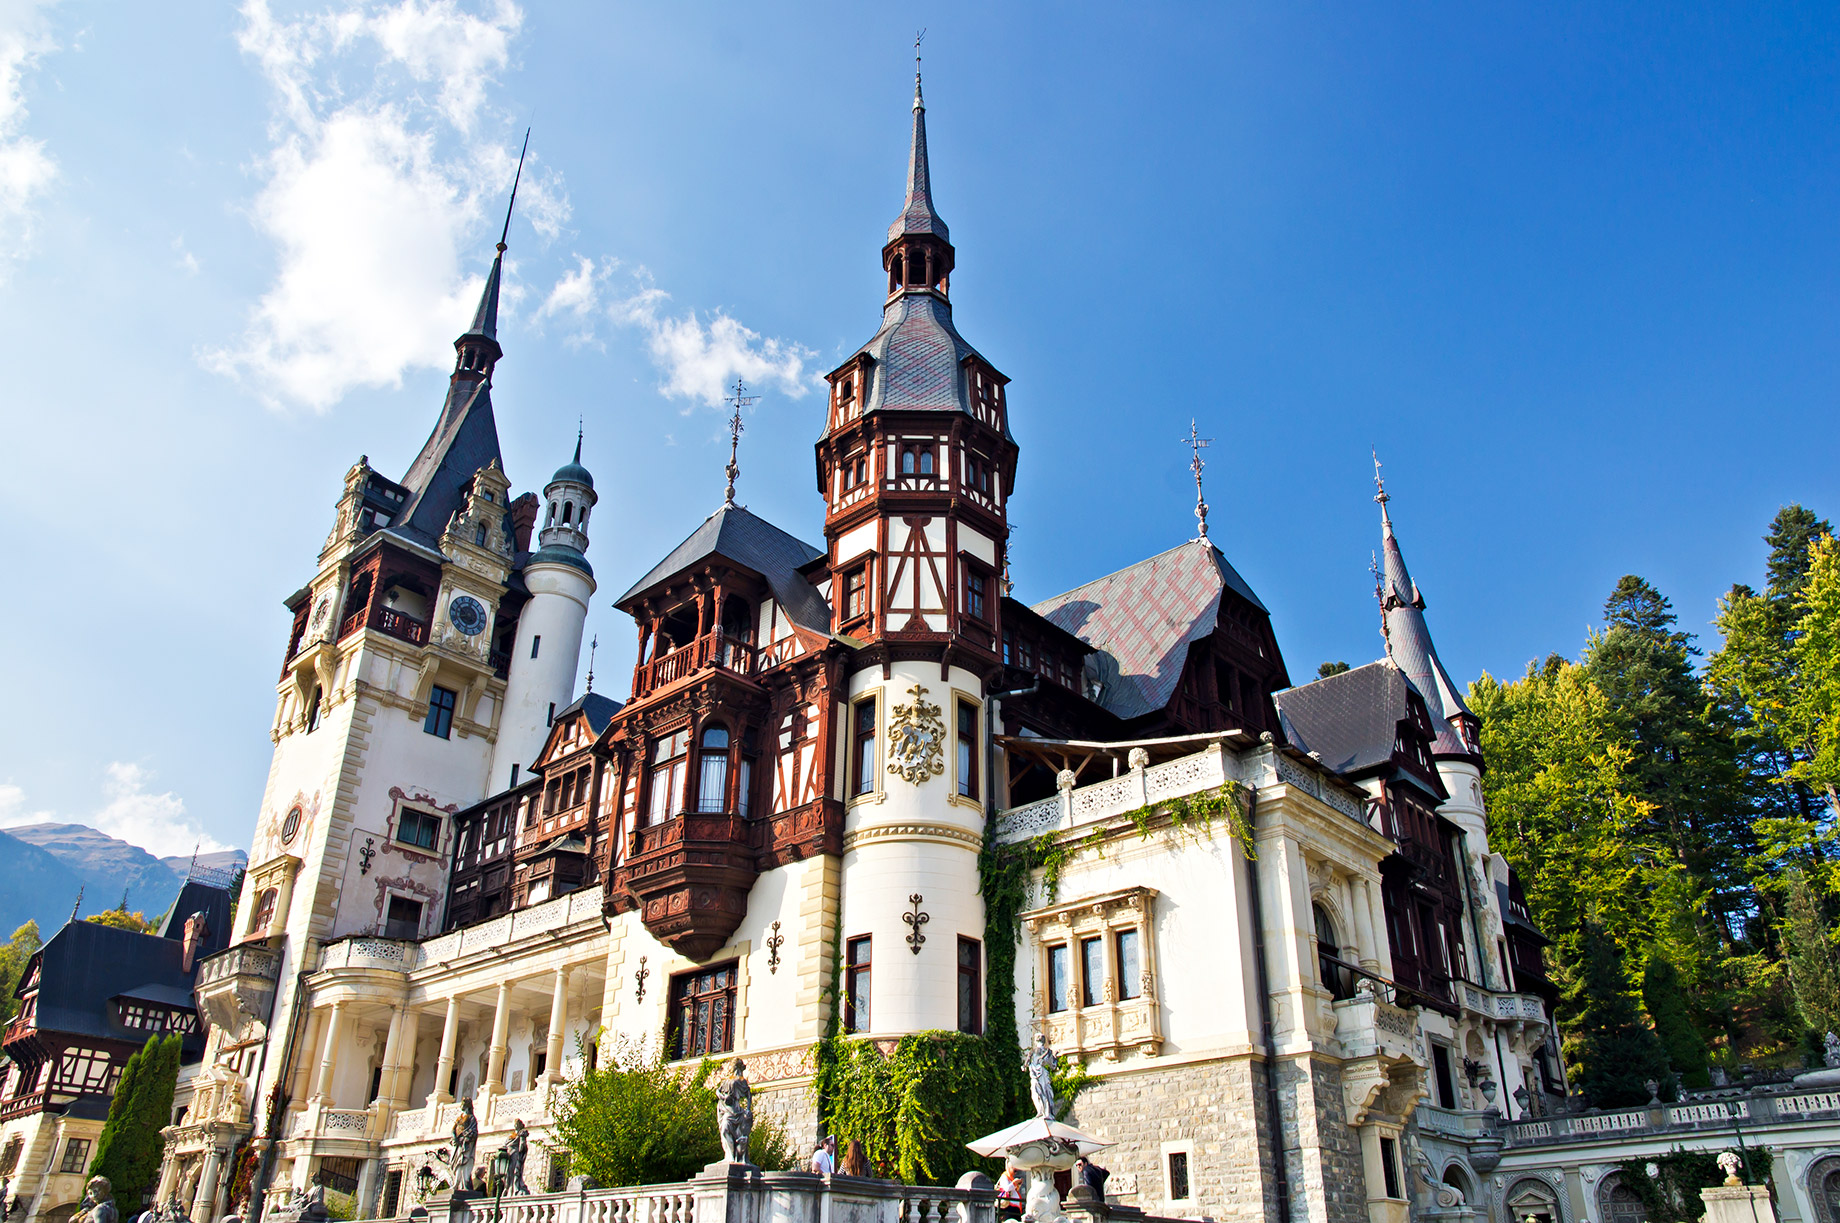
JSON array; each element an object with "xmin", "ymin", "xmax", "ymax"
[
  {"xmin": 156, "ymin": 1151, "xmax": 183, "ymax": 1205},
  {"xmin": 291, "ymin": 1007, "xmax": 326, "ymax": 1104},
  {"xmin": 485, "ymin": 980, "xmax": 514, "ymax": 1095},
  {"xmin": 1352, "ymin": 876, "xmax": 1381, "ymax": 971},
  {"xmin": 431, "ymin": 995, "xmax": 461, "ymax": 1105},
  {"xmin": 1364, "ymin": 875, "xmax": 1391, "ymax": 976},
  {"xmin": 392, "ymin": 1012, "xmax": 422, "ymax": 1107},
  {"xmin": 314, "ymin": 1000, "xmax": 347, "ymax": 1104},
  {"xmin": 190, "ymin": 1147, "xmax": 223, "ymax": 1223},
  {"xmin": 544, "ymin": 967, "xmax": 571, "ymax": 1083},
  {"xmin": 374, "ymin": 1004, "xmax": 406, "ymax": 1112}
]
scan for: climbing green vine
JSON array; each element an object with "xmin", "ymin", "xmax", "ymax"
[{"xmin": 1614, "ymin": 1150, "xmax": 1771, "ymax": 1223}]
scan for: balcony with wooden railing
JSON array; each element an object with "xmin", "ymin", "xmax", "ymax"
[
  {"xmin": 339, "ymin": 603, "xmax": 430, "ymax": 647},
  {"xmin": 630, "ymin": 629, "xmax": 758, "ymax": 700}
]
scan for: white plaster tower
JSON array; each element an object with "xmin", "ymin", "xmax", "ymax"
[{"xmin": 491, "ymin": 434, "xmax": 599, "ymax": 788}]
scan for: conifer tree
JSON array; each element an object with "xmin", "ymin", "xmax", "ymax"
[
  {"xmin": 1576, "ymin": 926, "xmax": 1675, "ymax": 1108},
  {"xmin": 1783, "ymin": 870, "xmax": 1840, "ymax": 1038},
  {"xmin": 0, "ymin": 922, "xmax": 41, "ymax": 1024},
  {"xmin": 1642, "ymin": 956, "xmax": 1710, "ymax": 1088},
  {"xmin": 90, "ymin": 1034, "xmax": 182, "ymax": 1210}
]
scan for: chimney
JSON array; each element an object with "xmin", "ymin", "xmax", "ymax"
[
  {"xmin": 182, "ymin": 912, "xmax": 208, "ymax": 973},
  {"xmin": 510, "ymin": 493, "xmax": 540, "ymax": 553}
]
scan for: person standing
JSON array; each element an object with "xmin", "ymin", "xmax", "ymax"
[
  {"xmin": 809, "ymin": 1136, "xmax": 837, "ymax": 1175},
  {"xmin": 996, "ymin": 1166, "xmax": 1024, "ymax": 1221},
  {"xmin": 840, "ymin": 1141, "xmax": 870, "ymax": 1178}
]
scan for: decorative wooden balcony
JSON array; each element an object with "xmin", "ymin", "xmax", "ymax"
[
  {"xmin": 612, "ymin": 813, "xmax": 758, "ymax": 960},
  {"xmin": 338, "ymin": 603, "xmax": 430, "ymax": 646},
  {"xmin": 630, "ymin": 629, "xmax": 758, "ymax": 700}
]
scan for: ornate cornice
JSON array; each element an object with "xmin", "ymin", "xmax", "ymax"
[{"xmin": 842, "ymin": 821, "xmax": 982, "ymax": 854}]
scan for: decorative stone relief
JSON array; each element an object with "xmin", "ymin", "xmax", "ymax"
[{"xmin": 885, "ymin": 684, "xmax": 946, "ymax": 784}]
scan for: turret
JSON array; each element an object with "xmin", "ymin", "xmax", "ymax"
[{"xmin": 490, "ymin": 436, "xmax": 600, "ymax": 790}]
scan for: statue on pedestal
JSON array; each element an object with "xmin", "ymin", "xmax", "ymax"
[
  {"xmin": 1027, "ymin": 1037, "xmax": 1059, "ymax": 1122},
  {"xmin": 448, "ymin": 1099, "xmax": 479, "ymax": 1193},
  {"xmin": 74, "ymin": 1178, "xmax": 118, "ymax": 1223},
  {"xmin": 716, "ymin": 1059, "xmax": 754, "ymax": 1164},
  {"xmin": 501, "ymin": 1120, "xmax": 530, "ymax": 1195}
]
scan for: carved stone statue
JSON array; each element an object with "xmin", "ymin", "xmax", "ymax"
[
  {"xmin": 1719, "ymin": 1150, "xmax": 1744, "ymax": 1187},
  {"xmin": 716, "ymin": 1059, "xmax": 754, "ymax": 1164},
  {"xmin": 448, "ymin": 1098, "xmax": 479, "ymax": 1192},
  {"xmin": 1027, "ymin": 1036, "xmax": 1059, "ymax": 1122},
  {"xmin": 501, "ymin": 1120, "xmax": 530, "ymax": 1196},
  {"xmin": 74, "ymin": 1178, "xmax": 118, "ymax": 1223},
  {"xmin": 1825, "ymin": 1031, "xmax": 1840, "ymax": 1069}
]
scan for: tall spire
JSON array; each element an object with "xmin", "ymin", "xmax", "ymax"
[
  {"xmin": 722, "ymin": 378, "xmax": 757, "ymax": 508},
  {"xmin": 454, "ymin": 129, "xmax": 529, "ymax": 372},
  {"xmin": 889, "ymin": 32, "xmax": 948, "ymax": 245},
  {"xmin": 1372, "ymin": 460, "xmax": 1475, "ymax": 738}
]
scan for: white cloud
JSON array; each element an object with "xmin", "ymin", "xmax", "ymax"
[
  {"xmin": 0, "ymin": 764, "xmax": 231, "ymax": 859},
  {"xmin": 0, "ymin": 0, "xmax": 61, "ymax": 262},
  {"xmin": 535, "ymin": 253, "xmax": 612, "ymax": 347},
  {"xmin": 207, "ymin": 0, "xmax": 568, "ymax": 412},
  {"xmin": 611, "ymin": 276, "xmax": 817, "ymax": 410}
]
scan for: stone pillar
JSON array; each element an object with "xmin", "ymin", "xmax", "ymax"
[
  {"xmin": 156, "ymin": 1151, "xmax": 183, "ymax": 1205},
  {"xmin": 545, "ymin": 966, "xmax": 571, "ymax": 1083},
  {"xmin": 291, "ymin": 1007, "xmax": 326, "ymax": 1104},
  {"xmin": 1353, "ymin": 876, "xmax": 1381, "ymax": 970},
  {"xmin": 485, "ymin": 980, "xmax": 514, "ymax": 1095},
  {"xmin": 392, "ymin": 1011, "xmax": 422, "ymax": 1107},
  {"xmin": 432, "ymin": 995, "xmax": 461, "ymax": 1105},
  {"xmin": 1703, "ymin": 1186, "xmax": 1777, "ymax": 1223},
  {"xmin": 191, "ymin": 1146, "xmax": 224, "ymax": 1223},
  {"xmin": 1363, "ymin": 875, "xmax": 1390, "ymax": 976},
  {"xmin": 376, "ymin": 1004, "xmax": 406, "ymax": 1107},
  {"xmin": 314, "ymin": 1001, "xmax": 346, "ymax": 1104}
]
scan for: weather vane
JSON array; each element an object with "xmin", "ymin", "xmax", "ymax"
[
  {"xmin": 1183, "ymin": 419, "xmax": 1213, "ymax": 539},
  {"xmin": 723, "ymin": 378, "xmax": 759, "ymax": 508},
  {"xmin": 1372, "ymin": 447, "xmax": 1391, "ymax": 523},
  {"xmin": 585, "ymin": 634, "xmax": 598, "ymax": 693}
]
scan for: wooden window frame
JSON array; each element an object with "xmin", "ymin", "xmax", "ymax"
[
  {"xmin": 395, "ymin": 806, "xmax": 442, "ymax": 852},
  {"xmin": 669, "ymin": 961, "xmax": 738, "ymax": 1060},
  {"xmin": 845, "ymin": 936, "xmax": 872, "ymax": 1034},
  {"xmin": 424, "ymin": 685, "xmax": 457, "ymax": 739},
  {"xmin": 957, "ymin": 937, "xmax": 982, "ymax": 1035},
  {"xmin": 850, "ymin": 696, "xmax": 880, "ymax": 800},
  {"xmin": 955, "ymin": 698, "xmax": 979, "ymax": 801}
]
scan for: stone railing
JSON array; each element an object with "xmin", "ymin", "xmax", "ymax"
[
  {"xmin": 1497, "ymin": 1087, "xmax": 1840, "ymax": 1148},
  {"xmin": 317, "ymin": 938, "xmax": 417, "ymax": 974},
  {"xmin": 196, "ymin": 943, "xmax": 281, "ymax": 987},
  {"xmin": 1333, "ymin": 992, "xmax": 1422, "ymax": 1064},
  {"xmin": 416, "ymin": 887, "xmax": 605, "ymax": 968},
  {"xmin": 293, "ymin": 1106, "xmax": 373, "ymax": 1139},
  {"xmin": 1457, "ymin": 983, "xmax": 1547, "ymax": 1023},
  {"xmin": 994, "ymin": 747, "xmax": 1232, "ymax": 844}
]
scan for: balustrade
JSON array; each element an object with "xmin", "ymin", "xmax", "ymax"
[
  {"xmin": 631, "ymin": 629, "xmax": 759, "ymax": 698},
  {"xmin": 338, "ymin": 603, "xmax": 429, "ymax": 646}
]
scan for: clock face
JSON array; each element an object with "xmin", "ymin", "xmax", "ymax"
[
  {"xmin": 310, "ymin": 594, "xmax": 332, "ymax": 630},
  {"xmin": 449, "ymin": 595, "xmax": 488, "ymax": 636}
]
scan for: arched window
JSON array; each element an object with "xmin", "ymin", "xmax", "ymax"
[
  {"xmin": 250, "ymin": 888, "xmax": 279, "ymax": 935},
  {"xmin": 901, "ymin": 449, "xmax": 916, "ymax": 475},
  {"xmin": 697, "ymin": 727, "xmax": 731, "ymax": 813},
  {"xmin": 908, "ymin": 251, "xmax": 926, "ymax": 285},
  {"xmin": 546, "ymin": 502, "xmax": 557, "ymax": 526},
  {"xmin": 646, "ymin": 730, "xmax": 690, "ymax": 825},
  {"xmin": 1815, "ymin": 1158, "xmax": 1840, "ymax": 1223},
  {"xmin": 1599, "ymin": 1175, "xmax": 1649, "ymax": 1223},
  {"xmin": 889, "ymin": 255, "xmax": 904, "ymax": 290},
  {"xmin": 1315, "ymin": 904, "xmax": 1355, "ymax": 1000},
  {"xmin": 919, "ymin": 448, "xmax": 935, "ymax": 476},
  {"xmin": 562, "ymin": 502, "xmax": 573, "ymax": 525},
  {"xmin": 1506, "ymin": 1178, "xmax": 1559, "ymax": 1223}
]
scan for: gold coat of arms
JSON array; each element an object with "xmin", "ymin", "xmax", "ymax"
[{"xmin": 886, "ymin": 683, "xmax": 946, "ymax": 784}]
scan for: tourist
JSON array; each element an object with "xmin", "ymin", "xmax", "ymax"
[
  {"xmin": 840, "ymin": 1140, "xmax": 870, "ymax": 1178},
  {"xmin": 1075, "ymin": 1158, "xmax": 1109, "ymax": 1199},
  {"xmin": 809, "ymin": 1136, "xmax": 837, "ymax": 1175},
  {"xmin": 996, "ymin": 1166, "xmax": 1024, "ymax": 1221}
]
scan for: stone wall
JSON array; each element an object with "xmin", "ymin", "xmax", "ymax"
[
  {"xmin": 1273, "ymin": 1055, "xmax": 1368, "ymax": 1223},
  {"xmin": 753, "ymin": 1081, "xmax": 820, "ymax": 1165},
  {"xmin": 1067, "ymin": 1054, "xmax": 1278, "ymax": 1223}
]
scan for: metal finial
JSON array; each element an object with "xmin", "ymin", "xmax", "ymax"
[
  {"xmin": 1002, "ymin": 526, "xmax": 1015, "ymax": 597},
  {"xmin": 1371, "ymin": 549, "xmax": 1391, "ymax": 652},
  {"xmin": 585, "ymin": 634, "xmax": 598, "ymax": 693},
  {"xmin": 498, "ymin": 128, "xmax": 531, "ymax": 253},
  {"xmin": 1183, "ymin": 419, "xmax": 1214, "ymax": 540},
  {"xmin": 723, "ymin": 378, "xmax": 758, "ymax": 508},
  {"xmin": 574, "ymin": 420, "xmax": 583, "ymax": 465},
  {"xmin": 69, "ymin": 884, "xmax": 84, "ymax": 924},
  {"xmin": 1372, "ymin": 447, "xmax": 1391, "ymax": 527},
  {"xmin": 914, "ymin": 29, "xmax": 926, "ymax": 109}
]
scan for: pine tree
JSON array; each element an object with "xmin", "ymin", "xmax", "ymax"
[
  {"xmin": 1783, "ymin": 870, "xmax": 1840, "ymax": 1038},
  {"xmin": 1642, "ymin": 956, "xmax": 1711, "ymax": 1088},
  {"xmin": 1316, "ymin": 661, "xmax": 1350, "ymax": 679},
  {"xmin": 0, "ymin": 922, "xmax": 41, "ymax": 1024},
  {"xmin": 1576, "ymin": 926, "xmax": 1675, "ymax": 1108},
  {"xmin": 90, "ymin": 1034, "xmax": 182, "ymax": 1209}
]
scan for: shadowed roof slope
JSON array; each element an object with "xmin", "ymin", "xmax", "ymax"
[
  {"xmin": 1032, "ymin": 538, "xmax": 1270, "ymax": 721},
  {"xmin": 616, "ymin": 505, "xmax": 830, "ymax": 632}
]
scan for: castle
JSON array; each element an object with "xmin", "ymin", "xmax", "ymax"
[{"xmin": 9, "ymin": 62, "xmax": 1840, "ymax": 1223}]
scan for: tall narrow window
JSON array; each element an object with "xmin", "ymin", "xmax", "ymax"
[
  {"xmin": 547, "ymin": 701, "xmax": 556, "ymax": 727},
  {"xmin": 648, "ymin": 730, "xmax": 690, "ymax": 824},
  {"xmin": 957, "ymin": 937, "xmax": 982, "ymax": 1034},
  {"xmin": 957, "ymin": 700, "xmax": 978, "ymax": 799},
  {"xmin": 384, "ymin": 895, "xmax": 423, "ymax": 940},
  {"xmin": 851, "ymin": 699, "xmax": 877, "ymax": 797},
  {"xmin": 1080, "ymin": 937, "xmax": 1104, "ymax": 1007},
  {"xmin": 1315, "ymin": 905, "xmax": 1355, "ymax": 1000},
  {"xmin": 424, "ymin": 686, "xmax": 457, "ymax": 739},
  {"xmin": 845, "ymin": 936, "xmax": 872, "ymax": 1033},
  {"xmin": 1047, "ymin": 944, "xmax": 1070, "ymax": 1013},
  {"xmin": 843, "ymin": 568, "xmax": 867, "ymax": 621},
  {"xmin": 738, "ymin": 730, "xmax": 757, "ymax": 820},
  {"xmin": 697, "ymin": 727, "xmax": 731, "ymax": 813},
  {"xmin": 1379, "ymin": 1137, "xmax": 1401, "ymax": 1199},
  {"xmin": 965, "ymin": 571, "xmax": 987, "ymax": 621},
  {"xmin": 305, "ymin": 686, "xmax": 322, "ymax": 733},
  {"xmin": 1115, "ymin": 928, "xmax": 1142, "ymax": 1000},
  {"xmin": 669, "ymin": 962, "xmax": 737, "ymax": 1060},
  {"xmin": 1166, "ymin": 1152, "xmax": 1190, "ymax": 1203},
  {"xmin": 1431, "ymin": 1043, "xmax": 1456, "ymax": 1110},
  {"xmin": 901, "ymin": 449, "xmax": 916, "ymax": 475},
  {"xmin": 531, "ymin": 635, "xmax": 541, "ymax": 659}
]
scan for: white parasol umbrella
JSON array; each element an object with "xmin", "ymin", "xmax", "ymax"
[{"xmin": 967, "ymin": 1117, "xmax": 1115, "ymax": 1161}]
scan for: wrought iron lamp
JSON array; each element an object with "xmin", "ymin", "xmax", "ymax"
[
  {"xmin": 490, "ymin": 1149, "xmax": 514, "ymax": 1223},
  {"xmin": 415, "ymin": 1166, "xmax": 434, "ymax": 1200}
]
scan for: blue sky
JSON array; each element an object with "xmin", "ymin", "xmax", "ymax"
[{"xmin": 1, "ymin": 2, "xmax": 1835, "ymax": 857}]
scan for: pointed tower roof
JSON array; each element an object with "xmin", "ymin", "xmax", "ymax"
[
  {"xmin": 1376, "ymin": 476, "xmax": 1475, "ymax": 738},
  {"xmin": 889, "ymin": 62, "xmax": 948, "ymax": 244}
]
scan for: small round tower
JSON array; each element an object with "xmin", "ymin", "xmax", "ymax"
[{"xmin": 490, "ymin": 436, "xmax": 600, "ymax": 789}]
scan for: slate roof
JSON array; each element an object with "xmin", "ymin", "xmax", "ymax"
[
  {"xmin": 392, "ymin": 255, "xmax": 509, "ymax": 547},
  {"xmin": 615, "ymin": 505, "xmax": 831, "ymax": 632},
  {"xmin": 1379, "ymin": 501, "xmax": 1474, "ymax": 753},
  {"xmin": 157, "ymin": 879, "xmax": 234, "ymax": 943},
  {"xmin": 19, "ymin": 911, "xmax": 226, "ymax": 1052},
  {"xmin": 1031, "ymin": 538, "xmax": 1269, "ymax": 721},
  {"xmin": 556, "ymin": 692, "xmax": 622, "ymax": 735},
  {"xmin": 888, "ymin": 76, "xmax": 948, "ymax": 244},
  {"xmin": 1274, "ymin": 661, "xmax": 1420, "ymax": 775},
  {"xmin": 848, "ymin": 295, "xmax": 1007, "ymax": 434}
]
